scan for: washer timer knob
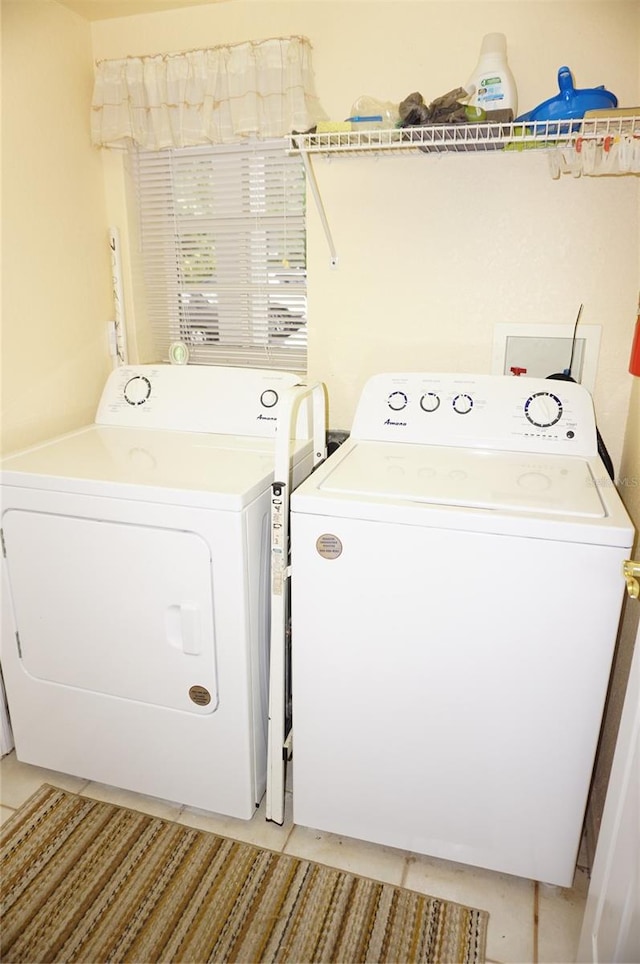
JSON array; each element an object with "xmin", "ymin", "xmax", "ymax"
[
  {"xmin": 387, "ymin": 391, "xmax": 408, "ymax": 412},
  {"xmin": 124, "ymin": 375, "xmax": 151, "ymax": 406},
  {"xmin": 452, "ymin": 393, "xmax": 473, "ymax": 415},
  {"xmin": 260, "ymin": 389, "xmax": 279, "ymax": 408},
  {"xmin": 524, "ymin": 391, "xmax": 563, "ymax": 428}
]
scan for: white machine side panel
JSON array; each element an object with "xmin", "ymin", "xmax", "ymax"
[
  {"xmin": 291, "ymin": 513, "xmax": 628, "ymax": 886},
  {"xmin": 3, "ymin": 510, "xmax": 218, "ymax": 714},
  {"xmin": 248, "ymin": 504, "xmax": 271, "ymax": 805}
]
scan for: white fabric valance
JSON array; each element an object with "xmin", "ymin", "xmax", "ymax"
[{"xmin": 91, "ymin": 35, "xmax": 326, "ymax": 150}]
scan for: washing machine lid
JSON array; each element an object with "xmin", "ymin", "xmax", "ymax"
[
  {"xmin": 292, "ymin": 439, "xmax": 634, "ymax": 547},
  {"xmin": 320, "ymin": 441, "xmax": 604, "ymax": 517},
  {"xmin": 1, "ymin": 425, "xmax": 310, "ymax": 510}
]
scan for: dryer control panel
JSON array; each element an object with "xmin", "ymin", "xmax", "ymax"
[
  {"xmin": 351, "ymin": 373, "xmax": 598, "ymax": 457},
  {"xmin": 95, "ymin": 365, "xmax": 310, "ymax": 438}
]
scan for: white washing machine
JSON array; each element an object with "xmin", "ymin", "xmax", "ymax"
[
  {"xmin": 290, "ymin": 372, "xmax": 634, "ymax": 886},
  {"xmin": 1, "ymin": 364, "xmax": 324, "ymax": 819}
]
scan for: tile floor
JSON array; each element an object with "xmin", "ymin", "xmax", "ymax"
[{"xmin": 0, "ymin": 750, "xmax": 588, "ymax": 964}]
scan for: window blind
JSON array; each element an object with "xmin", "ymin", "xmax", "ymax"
[{"xmin": 130, "ymin": 139, "xmax": 307, "ymax": 372}]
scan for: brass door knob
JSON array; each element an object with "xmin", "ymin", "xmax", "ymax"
[{"xmin": 623, "ymin": 560, "xmax": 640, "ymax": 599}]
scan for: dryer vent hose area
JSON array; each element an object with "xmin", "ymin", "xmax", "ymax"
[
  {"xmin": 327, "ymin": 429, "xmax": 350, "ymax": 457},
  {"xmin": 546, "ymin": 373, "xmax": 615, "ymax": 482}
]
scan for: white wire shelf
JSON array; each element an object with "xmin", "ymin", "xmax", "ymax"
[
  {"xmin": 291, "ymin": 114, "xmax": 640, "ymax": 266},
  {"xmin": 290, "ymin": 115, "xmax": 640, "ymax": 156}
]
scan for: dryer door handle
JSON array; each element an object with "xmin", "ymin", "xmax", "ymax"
[
  {"xmin": 623, "ymin": 560, "xmax": 640, "ymax": 600},
  {"xmin": 166, "ymin": 603, "xmax": 201, "ymax": 655}
]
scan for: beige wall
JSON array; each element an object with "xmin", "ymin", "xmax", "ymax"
[
  {"xmin": 91, "ymin": 0, "xmax": 640, "ymax": 471},
  {"xmin": 1, "ymin": 0, "xmax": 113, "ymax": 455}
]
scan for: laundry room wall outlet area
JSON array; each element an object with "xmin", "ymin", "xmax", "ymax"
[{"xmin": 491, "ymin": 323, "xmax": 602, "ymax": 392}]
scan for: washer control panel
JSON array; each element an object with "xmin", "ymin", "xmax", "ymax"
[
  {"xmin": 95, "ymin": 364, "xmax": 306, "ymax": 437},
  {"xmin": 351, "ymin": 372, "xmax": 597, "ymax": 456}
]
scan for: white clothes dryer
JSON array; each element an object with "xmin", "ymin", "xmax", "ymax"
[
  {"xmin": 290, "ymin": 372, "xmax": 634, "ymax": 886},
  {"xmin": 1, "ymin": 364, "xmax": 324, "ymax": 819}
]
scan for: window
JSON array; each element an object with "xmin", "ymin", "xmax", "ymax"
[{"xmin": 130, "ymin": 139, "xmax": 307, "ymax": 372}]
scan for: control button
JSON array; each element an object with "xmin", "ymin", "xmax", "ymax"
[
  {"xmin": 448, "ymin": 469, "xmax": 468, "ymax": 481},
  {"xmin": 452, "ymin": 393, "xmax": 473, "ymax": 415},
  {"xmin": 124, "ymin": 375, "xmax": 151, "ymax": 406},
  {"xmin": 387, "ymin": 391, "xmax": 408, "ymax": 412},
  {"xmin": 524, "ymin": 391, "xmax": 563, "ymax": 428},
  {"xmin": 420, "ymin": 392, "xmax": 440, "ymax": 413},
  {"xmin": 566, "ymin": 430, "xmax": 575, "ymax": 439},
  {"xmin": 260, "ymin": 389, "xmax": 279, "ymax": 408}
]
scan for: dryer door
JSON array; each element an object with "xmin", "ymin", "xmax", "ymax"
[{"xmin": 3, "ymin": 510, "xmax": 218, "ymax": 714}]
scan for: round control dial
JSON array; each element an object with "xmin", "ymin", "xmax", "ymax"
[
  {"xmin": 420, "ymin": 392, "xmax": 440, "ymax": 413},
  {"xmin": 524, "ymin": 391, "xmax": 563, "ymax": 428},
  {"xmin": 387, "ymin": 391, "xmax": 408, "ymax": 412},
  {"xmin": 260, "ymin": 389, "xmax": 279, "ymax": 408},
  {"xmin": 452, "ymin": 393, "xmax": 473, "ymax": 415},
  {"xmin": 124, "ymin": 375, "xmax": 151, "ymax": 406}
]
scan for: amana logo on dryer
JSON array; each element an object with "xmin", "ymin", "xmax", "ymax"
[{"xmin": 384, "ymin": 418, "xmax": 407, "ymax": 427}]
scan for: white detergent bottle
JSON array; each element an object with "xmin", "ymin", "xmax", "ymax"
[{"xmin": 466, "ymin": 33, "xmax": 518, "ymax": 120}]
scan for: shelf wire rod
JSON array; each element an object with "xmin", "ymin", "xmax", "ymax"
[{"xmin": 295, "ymin": 136, "xmax": 338, "ymax": 268}]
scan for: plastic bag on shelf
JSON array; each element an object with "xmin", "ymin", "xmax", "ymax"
[{"xmin": 350, "ymin": 95, "xmax": 399, "ymax": 128}]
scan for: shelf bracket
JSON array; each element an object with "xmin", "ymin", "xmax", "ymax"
[{"xmin": 295, "ymin": 137, "xmax": 338, "ymax": 268}]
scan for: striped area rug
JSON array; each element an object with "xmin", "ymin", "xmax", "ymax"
[{"xmin": 1, "ymin": 784, "xmax": 488, "ymax": 963}]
